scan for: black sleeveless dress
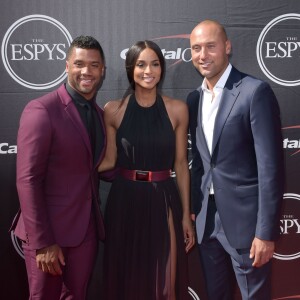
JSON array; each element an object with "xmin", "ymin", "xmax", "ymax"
[{"xmin": 103, "ymin": 94, "xmax": 189, "ymax": 300}]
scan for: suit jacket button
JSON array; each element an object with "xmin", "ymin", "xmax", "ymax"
[{"xmin": 211, "ymin": 163, "xmax": 215, "ymax": 169}]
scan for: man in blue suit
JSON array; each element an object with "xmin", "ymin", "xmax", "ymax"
[{"xmin": 187, "ymin": 20, "xmax": 284, "ymax": 299}]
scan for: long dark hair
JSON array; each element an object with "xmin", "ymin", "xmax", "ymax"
[{"xmin": 125, "ymin": 40, "xmax": 165, "ymax": 90}]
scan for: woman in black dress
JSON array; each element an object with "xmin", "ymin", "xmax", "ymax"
[{"xmin": 99, "ymin": 40, "xmax": 195, "ymax": 300}]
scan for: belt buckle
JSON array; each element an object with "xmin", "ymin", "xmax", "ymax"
[{"xmin": 135, "ymin": 170, "xmax": 150, "ymax": 181}]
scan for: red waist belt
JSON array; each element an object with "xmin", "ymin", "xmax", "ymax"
[{"xmin": 119, "ymin": 169, "xmax": 171, "ymax": 182}]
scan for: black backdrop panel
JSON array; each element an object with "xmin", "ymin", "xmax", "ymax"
[{"xmin": 1, "ymin": 0, "xmax": 300, "ymax": 299}]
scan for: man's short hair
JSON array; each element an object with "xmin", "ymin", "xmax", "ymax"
[{"xmin": 66, "ymin": 35, "xmax": 105, "ymax": 62}]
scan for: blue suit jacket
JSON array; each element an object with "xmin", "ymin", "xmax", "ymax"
[{"xmin": 187, "ymin": 66, "xmax": 284, "ymax": 249}]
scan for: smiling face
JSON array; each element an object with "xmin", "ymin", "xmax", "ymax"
[
  {"xmin": 190, "ymin": 20, "xmax": 231, "ymax": 90},
  {"xmin": 66, "ymin": 47, "xmax": 105, "ymax": 100},
  {"xmin": 133, "ymin": 47, "xmax": 162, "ymax": 91}
]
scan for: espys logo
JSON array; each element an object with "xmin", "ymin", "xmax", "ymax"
[
  {"xmin": 274, "ymin": 193, "xmax": 300, "ymax": 260},
  {"xmin": 1, "ymin": 14, "xmax": 72, "ymax": 90},
  {"xmin": 170, "ymin": 133, "xmax": 192, "ymax": 178},
  {"xmin": 257, "ymin": 13, "xmax": 300, "ymax": 86},
  {"xmin": 11, "ymin": 231, "xmax": 24, "ymax": 259},
  {"xmin": 10, "ymin": 213, "xmax": 24, "ymax": 259},
  {"xmin": 120, "ymin": 35, "xmax": 191, "ymax": 66},
  {"xmin": 188, "ymin": 287, "xmax": 200, "ymax": 300}
]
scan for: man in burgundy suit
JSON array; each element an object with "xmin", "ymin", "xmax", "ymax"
[{"xmin": 11, "ymin": 36, "xmax": 107, "ymax": 299}]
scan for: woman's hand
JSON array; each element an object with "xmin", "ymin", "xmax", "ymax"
[{"xmin": 182, "ymin": 215, "xmax": 195, "ymax": 253}]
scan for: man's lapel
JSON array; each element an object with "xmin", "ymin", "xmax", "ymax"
[
  {"xmin": 58, "ymin": 85, "xmax": 93, "ymax": 160},
  {"xmin": 212, "ymin": 67, "xmax": 242, "ymax": 154},
  {"xmin": 196, "ymin": 89, "xmax": 211, "ymax": 158}
]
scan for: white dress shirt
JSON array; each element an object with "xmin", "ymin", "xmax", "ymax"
[{"xmin": 200, "ymin": 63, "xmax": 232, "ymax": 194}]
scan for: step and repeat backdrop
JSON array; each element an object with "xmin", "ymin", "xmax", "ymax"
[{"xmin": 1, "ymin": 0, "xmax": 300, "ymax": 299}]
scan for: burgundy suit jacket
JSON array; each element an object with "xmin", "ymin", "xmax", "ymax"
[{"xmin": 11, "ymin": 84, "xmax": 107, "ymax": 250}]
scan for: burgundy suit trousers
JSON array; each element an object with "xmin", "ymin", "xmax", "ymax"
[{"xmin": 22, "ymin": 215, "xmax": 98, "ymax": 300}]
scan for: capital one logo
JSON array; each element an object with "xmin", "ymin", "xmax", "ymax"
[
  {"xmin": 1, "ymin": 14, "xmax": 72, "ymax": 90},
  {"xmin": 120, "ymin": 34, "xmax": 192, "ymax": 66},
  {"xmin": 0, "ymin": 142, "xmax": 17, "ymax": 154},
  {"xmin": 256, "ymin": 13, "xmax": 300, "ymax": 86},
  {"xmin": 273, "ymin": 193, "xmax": 300, "ymax": 260},
  {"xmin": 282, "ymin": 125, "xmax": 300, "ymax": 156},
  {"xmin": 170, "ymin": 133, "xmax": 192, "ymax": 178}
]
